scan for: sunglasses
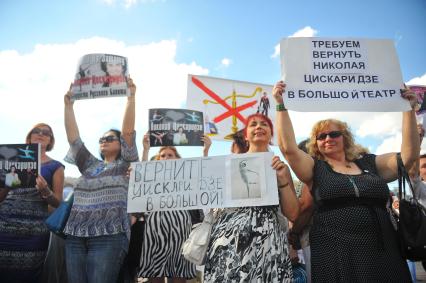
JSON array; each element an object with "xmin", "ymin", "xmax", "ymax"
[
  {"xmin": 99, "ymin": 135, "xmax": 120, "ymax": 144},
  {"xmin": 316, "ymin": 131, "xmax": 343, "ymax": 141},
  {"xmin": 31, "ymin": 128, "xmax": 52, "ymax": 137}
]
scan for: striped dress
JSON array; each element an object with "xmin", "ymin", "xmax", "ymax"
[
  {"xmin": 0, "ymin": 160, "xmax": 64, "ymax": 283},
  {"xmin": 138, "ymin": 210, "xmax": 196, "ymax": 279}
]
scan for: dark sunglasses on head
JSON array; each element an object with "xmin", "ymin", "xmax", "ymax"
[
  {"xmin": 316, "ymin": 131, "xmax": 343, "ymax": 141},
  {"xmin": 99, "ymin": 135, "xmax": 120, "ymax": 144},
  {"xmin": 31, "ymin": 128, "xmax": 52, "ymax": 137}
]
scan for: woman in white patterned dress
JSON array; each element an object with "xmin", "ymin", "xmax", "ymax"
[{"xmin": 204, "ymin": 113, "xmax": 300, "ymax": 282}]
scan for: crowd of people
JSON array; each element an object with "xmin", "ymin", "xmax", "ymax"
[{"xmin": 0, "ymin": 77, "xmax": 425, "ymax": 283}]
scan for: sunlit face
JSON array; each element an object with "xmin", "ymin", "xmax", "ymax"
[
  {"xmin": 419, "ymin": 157, "xmax": 426, "ymax": 181},
  {"xmin": 246, "ymin": 117, "xmax": 271, "ymax": 145},
  {"xmin": 106, "ymin": 63, "xmax": 123, "ymax": 76},
  {"xmin": 158, "ymin": 148, "xmax": 178, "ymax": 160},
  {"xmin": 99, "ymin": 131, "xmax": 121, "ymax": 157},
  {"xmin": 315, "ymin": 123, "xmax": 344, "ymax": 156},
  {"xmin": 30, "ymin": 126, "xmax": 52, "ymax": 150}
]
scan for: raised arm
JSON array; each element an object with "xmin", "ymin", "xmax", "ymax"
[
  {"xmin": 122, "ymin": 78, "xmax": 136, "ymax": 147},
  {"xmin": 272, "ymin": 156, "xmax": 300, "ymax": 222},
  {"xmin": 201, "ymin": 134, "xmax": 212, "ymax": 157},
  {"xmin": 141, "ymin": 132, "xmax": 150, "ymax": 161},
  {"xmin": 64, "ymin": 84, "xmax": 80, "ymax": 144},
  {"xmin": 273, "ymin": 81, "xmax": 315, "ymax": 184},
  {"xmin": 376, "ymin": 87, "xmax": 419, "ymax": 182}
]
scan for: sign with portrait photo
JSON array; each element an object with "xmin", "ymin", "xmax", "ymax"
[
  {"xmin": 70, "ymin": 53, "xmax": 129, "ymax": 100},
  {"xmin": 149, "ymin": 108, "xmax": 204, "ymax": 147},
  {"xmin": 0, "ymin": 144, "xmax": 40, "ymax": 189},
  {"xmin": 127, "ymin": 152, "xmax": 279, "ymax": 213}
]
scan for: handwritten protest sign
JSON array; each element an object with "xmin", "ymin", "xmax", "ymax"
[
  {"xmin": 280, "ymin": 38, "xmax": 410, "ymax": 112},
  {"xmin": 127, "ymin": 152, "xmax": 279, "ymax": 212},
  {"xmin": 187, "ymin": 75, "xmax": 274, "ymax": 141},
  {"xmin": 71, "ymin": 53, "xmax": 129, "ymax": 100},
  {"xmin": 0, "ymin": 144, "xmax": 40, "ymax": 189},
  {"xmin": 149, "ymin": 108, "xmax": 204, "ymax": 147}
]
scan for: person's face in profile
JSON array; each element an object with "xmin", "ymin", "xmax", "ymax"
[{"xmin": 106, "ymin": 63, "xmax": 123, "ymax": 76}]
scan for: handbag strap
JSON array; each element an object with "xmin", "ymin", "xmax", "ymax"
[{"xmin": 396, "ymin": 153, "xmax": 415, "ymax": 200}]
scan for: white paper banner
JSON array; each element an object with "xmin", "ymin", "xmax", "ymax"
[
  {"xmin": 280, "ymin": 37, "xmax": 410, "ymax": 112},
  {"xmin": 127, "ymin": 152, "xmax": 279, "ymax": 212}
]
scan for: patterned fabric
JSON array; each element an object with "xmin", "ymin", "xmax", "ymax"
[
  {"xmin": 311, "ymin": 154, "xmax": 411, "ymax": 282},
  {"xmin": 138, "ymin": 210, "xmax": 196, "ymax": 279},
  {"xmin": 64, "ymin": 134, "xmax": 138, "ymax": 239},
  {"xmin": 204, "ymin": 206, "xmax": 292, "ymax": 283},
  {"xmin": 0, "ymin": 159, "xmax": 64, "ymax": 282}
]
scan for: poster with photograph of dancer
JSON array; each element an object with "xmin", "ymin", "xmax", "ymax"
[{"xmin": 148, "ymin": 108, "xmax": 204, "ymax": 147}]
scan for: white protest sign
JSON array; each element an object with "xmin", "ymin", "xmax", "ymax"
[
  {"xmin": 127, "ymin": 152, "xmax": 279, "ymax": 212},
  {"xmin": 280, "ymin": 38, "xmax": 410, "ymax": 112},
  {"xmin": 186, "ymin": 74, "xmax": 274, "ymax": 141},
  {"xmin": 71, "ymin": 53, "xmax": 129, "ymax": 100}
]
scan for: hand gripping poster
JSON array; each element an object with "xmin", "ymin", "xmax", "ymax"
[
  {"xmin": 186, "ymin": 74, "xmax": 274, "ymax": 142},
  {"xmin": 149, "ymin": 108, "xmax": 204, "ymax": 147},
  {"xmin": 71, "ymin": 53, "xmax": 130, "ymax": 100},
  {"xmin": 0, "ymin": 144, "xmax": 40, "ymax": 189},
  {"xmin": 280, "ymin": 37, "xmax": 409, "ymax": 112}
]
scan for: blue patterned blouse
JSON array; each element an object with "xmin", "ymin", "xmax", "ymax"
[{"xmin": 63, "ymin": 132, "xmax": 138, "ymax": 239}]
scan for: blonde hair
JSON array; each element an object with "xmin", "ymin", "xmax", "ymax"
[
  {"xmin": 306, "ymin": 119, "xmax": 367, "ymax": 161},
  {"xmin": 155, "ymin": 146, "xmax": 181, "ymax": 160},
  {"xmin": 26, "ymin": 123, "xmax": 55, "ymax": 151}
]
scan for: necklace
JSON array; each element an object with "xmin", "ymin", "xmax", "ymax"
[{"xmin": 326, "ymin": 160, "xmax": 352, "ymax": 169}]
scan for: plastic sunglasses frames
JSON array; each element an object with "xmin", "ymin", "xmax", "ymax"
[{"xmin": 316, "ymin": 131, "xmax": 343, "ymax": 141}]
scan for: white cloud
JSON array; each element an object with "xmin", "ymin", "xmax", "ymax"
[
  {"xmin": 271, "ymin": 26, "xmax": 318, "ymax": 58},
  {"xmin": 0, "ymin": 37, "xmax": 208, "ymax": 177},
  {"xmin": 356, "ymin": 113, "xmax": 402, "ymax": 138},
  {"xmin": 375, "ymin": 133, "xmax": 402, "ymax": 154},
  {"xmin": 406, "ymin": 73, "xmax": 426, "ymax": 85},
  {"xmin": 124, "ymin": 0, "xmax": 137, "ymax": 8},
  {"xmin": 221, "ymin": 58, "xmax": 232, "ymax": 67}
]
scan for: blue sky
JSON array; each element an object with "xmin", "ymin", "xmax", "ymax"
[{"xmin": 0, "ymin": 0, "xmax": 425, "ymax": 178}]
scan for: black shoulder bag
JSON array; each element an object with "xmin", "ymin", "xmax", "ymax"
[{"xmin": 396, "ymin": 153, "xmax": 426, "ymax": 261}]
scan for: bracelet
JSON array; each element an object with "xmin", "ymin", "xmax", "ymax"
[
  {"xmin": 278, "ymin": 183, "xmax": 289, "ymax": 189},
  {"xmin": 276, "ymin": 103, "xmax": 287, "ymax": 111}
]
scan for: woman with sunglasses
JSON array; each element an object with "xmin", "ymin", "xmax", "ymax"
[
  {"xmin": 273, "ymin": 81, "xmax": 418, "ymax": 282},
  {"xmin": 203, "ymin": 113, "xmax": 300, "ymax": 282},
  {"xmin": 63, "ymin": 78, "xmax": 138, "ymax": 283},
  {"xmin": 137, "ymin": 134, "xmax": 211, "ymax": 283},
  {"xmin": 0, "ymin": 123, "xmax": 65, "ymax": 282}
]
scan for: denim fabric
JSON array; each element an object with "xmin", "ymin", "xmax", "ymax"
[{"xmin": 65, "ymin": 233, "xmax": 128, "ymax": 283}]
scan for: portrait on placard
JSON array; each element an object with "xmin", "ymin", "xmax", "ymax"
[
  {"xmin": 230, "ymin": 157, "xmax": 262, "ymax": 200},
  {"xmin": 71, "ymin": 53, "xmax": 129, "ymax": 100}
]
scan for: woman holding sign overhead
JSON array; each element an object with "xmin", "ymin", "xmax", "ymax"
[
  {"xmin": 138, "ymin": 134, "xmax": 211, "ymax": 283},
  {"xmin": 203, "ymin": 113, "xmax": 300, "ymax": 283},
  {"xmin": 0, "ymin": 123, "xmax": 65, "ymax": 283},
  {"xmin": 273, "ymin": 80, "xmax": 417, "ymax": 282},
  {"xmin": 63, "ymin": 78, "xmax": 138, "ymax": 283}
]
